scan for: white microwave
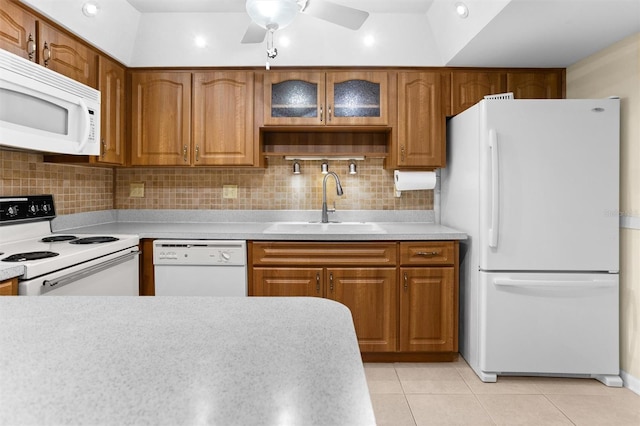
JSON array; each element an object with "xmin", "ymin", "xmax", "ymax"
[{"xmin": 0, "ymin": 48, "xmax": 100, "ymax": 155}]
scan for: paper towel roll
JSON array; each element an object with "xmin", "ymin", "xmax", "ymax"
[{"xmin": 394, "ymin": 170, "xmax": 437, "ymax": 192}]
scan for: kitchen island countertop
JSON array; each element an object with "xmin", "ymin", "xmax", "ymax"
[{"xmin": 0, "ymin": 296, "xmax": 375, "ymax": 425}]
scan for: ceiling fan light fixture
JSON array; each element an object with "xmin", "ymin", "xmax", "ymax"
[{"xmin": 246, "ymin": 0, "xmax": 299, "ymax": 30}]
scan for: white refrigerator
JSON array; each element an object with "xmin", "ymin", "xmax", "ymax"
[{"xmin": 441, "ymin": 99, "xmax": 622, "ymax": 386}]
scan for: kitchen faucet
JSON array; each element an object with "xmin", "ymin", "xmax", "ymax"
[{"xmin": 321, "ymin": 172, "xmax": 344, "ymax": 223}]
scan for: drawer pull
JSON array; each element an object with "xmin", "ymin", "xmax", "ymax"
[
  {"xmin": 416, "ymin": 251, "xmax": 439, "ymax": 257},
  {"xmin": 329, "ymin": 272, "xmax": 334, "ymax": 292}
]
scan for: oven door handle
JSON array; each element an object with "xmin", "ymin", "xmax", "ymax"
[{"xmin": 42, "ymin": 249, "xmax": 140, "ymax": 293}]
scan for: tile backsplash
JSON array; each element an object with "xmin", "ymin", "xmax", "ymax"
[
  {"xmin": 115, "ymin": 158, "xmax": 432, "ymax": 211},
  {"xmin": 0, "ymin": 150, "xmax": 114, "ymax": 215},
  {"xmin": 1, "ymin": 151, "xmax": 432, "ymax": 214}
]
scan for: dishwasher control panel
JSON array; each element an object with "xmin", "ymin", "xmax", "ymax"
[{"xmin": 153, "ymin": 240, "xmax": 246, "ymax": 266}]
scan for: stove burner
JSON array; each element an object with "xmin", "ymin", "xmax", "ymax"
[
  {"xmin": 70, "ymin": 236, "xmax": 120, "ymax": 245},
  {"xmin": 41, "ymin": 235, "xmax": 78, "ymax": 242},
  {"xmin": 2, "ymin": 251, "xmax": 60, "ymax": 262}
]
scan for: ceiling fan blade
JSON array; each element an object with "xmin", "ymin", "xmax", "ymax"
[
  {"xmin": 302, "ymin": 0, "xmax": 369, "ymax": 30},
  {"xmin": 241, "ymin": 21, "xmax": 268, "ymax": 44}
]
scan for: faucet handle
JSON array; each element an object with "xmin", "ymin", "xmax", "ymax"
[{"xmin": 328, "ymin": 201, "xmax": 337, "ymax": 213}]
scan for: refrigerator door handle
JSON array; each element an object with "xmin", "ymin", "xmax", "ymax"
[
  {"xmin": 493, "ymin": 278, "xmax": 613, "ymax": 289},
  {"xmin": 489, "ymin": 128, "xmax": 500, "ymax": 248}
]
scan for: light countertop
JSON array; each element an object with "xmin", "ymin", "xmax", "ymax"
[
  {"xmin": 57, "ymin": 220, "xmax": 466, "ymax": 241},
  {"xmin": 0, "ymin": 296, "xmax": 375, "ymax": 426},
  {"xmin": 1, "ymin": 209, "xmax": 466, "ymax": 281}
]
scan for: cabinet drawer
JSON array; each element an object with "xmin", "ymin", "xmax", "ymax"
[
  {"xmin": 400, "ymin": 242, "xmax": 455, "ymax": 266},
  {"xmin": 251, "ymin": 242, "xmax": 397, "ymax": 266}
]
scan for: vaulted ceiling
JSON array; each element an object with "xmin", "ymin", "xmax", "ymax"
[{"xmin": 19, "ymin": 0, "xmax": 640, "ymax": 68}]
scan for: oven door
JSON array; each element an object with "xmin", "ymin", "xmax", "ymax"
[{"xmin": 19, "ymin": 247, "xmax": 140, "ymax": 296}]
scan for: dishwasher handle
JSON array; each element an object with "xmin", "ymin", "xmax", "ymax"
[{"xmin": 42, "ymin": 249, "xmax": 140, "ymax": 294}]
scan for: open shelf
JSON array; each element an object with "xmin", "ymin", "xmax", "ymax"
[{"xmin": 261, "ymin": 127, "xmax": 390, "ymax": 158}]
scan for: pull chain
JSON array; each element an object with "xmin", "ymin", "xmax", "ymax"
[{"xmin": 266, "ymin": 29, "xmax": 277, "ymax": 70}]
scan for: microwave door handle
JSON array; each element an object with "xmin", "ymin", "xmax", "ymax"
[{"xmin": 76, "ymin": 98, "xmax": 91, "ymax": 153}]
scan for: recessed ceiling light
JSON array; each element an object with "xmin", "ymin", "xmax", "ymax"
[
  {"xmin": 82, "ymin": 1, "xmax": 100, "ymax": 17},
  {"xmin": 455, "ymin": 2, "xmax": 469, "ymax": 18},
  {"xmin": 194, "ymin": 36, "xmax": 207, "ymax": 48},
  {"xmin": 363, "ymin": 35, "xmax": 375, "ymax": 47}
]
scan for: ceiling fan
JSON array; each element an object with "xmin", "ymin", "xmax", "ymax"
[{"xmin": 241, "ymin": 0, "xmax": 370, "ymax": 44}]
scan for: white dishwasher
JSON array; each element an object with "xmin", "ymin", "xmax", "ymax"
[{"xmin": 153, "ymin": 240, "xmax": 247, "ymax": 296}]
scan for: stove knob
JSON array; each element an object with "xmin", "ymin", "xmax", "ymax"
[
  {"xmin": 42, "ymin": 203, "xmax": 52, "ymax": 213},
  {"xmin": 28, "ymin": 203, "xmax": 39, "ymax": 215},
  {"xmin": 7, "ymin": 205, "xmax": 18, "ymax": 217}
]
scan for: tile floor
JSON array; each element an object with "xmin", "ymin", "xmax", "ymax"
[{"xmin": 365, "ymin": 358, "xmax": 640, "ymax": 426}]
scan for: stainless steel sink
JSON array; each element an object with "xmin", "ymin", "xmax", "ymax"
[{"xmin": 263, "ymin": 222, "xmax": 387, "ymax": 234}]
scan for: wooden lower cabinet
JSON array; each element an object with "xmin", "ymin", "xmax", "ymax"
[
  {"xmin": 0, "ymin": 277, "xmax": 18, "ymax": 296},
  {"xmin": 250, "ymin": 241, "xmax": 459, "ymax": 358},
  {"xmin": 327, "ymin": 267, "xmax": 397, "ymax": 352},
  {"xmin": 253, "ymin": 267, "xmax": 323, "ymax": 297},
  {"xmin": 400, "ymin": 267, "xmax": 455, "ymax": 352}
]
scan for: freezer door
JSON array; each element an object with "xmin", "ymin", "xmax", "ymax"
[
  {"xmin": 478, "ymin": 99, "xmax": 619, "ymax": 272},
  {"xmin": 478, "ymin": 272, "xmax": 619, "ymax": 376}
]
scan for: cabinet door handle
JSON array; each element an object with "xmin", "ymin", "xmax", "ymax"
[
  {"xmin": 43, "ymin": 41, "xmax": 51, "ymax": 67},
  {"xmin": 27, "ymin": 33, "xmax": 36, "ymax": 61},
  {"xmin": 400, "ymin": 145, "xmax": 406, "ymax": 163},
  {"xmin": 416, "ymin": 251, "xmax": 439, "ymax": 257},
  {"xmin": 195, "ymin": 145, "xmax": 200, "ymax": 162},
  {"xmin": 329, "ymin": 272, "xmax": 334, "ymax": 292},
  {"xmin": 404, "ymin": 272, "xmax": 408, "ymax": 291},
  {"xmin": 328, "ymin": 105, "xmax": 332, "ymax": 122},
  {"xmin": 101, "ymin": 139, "xmax": 106, "ymax": 157},
  {"xmin": 320, "ymin": 104, "xmax": 324, "ymax": 122},
  {"xmin": 316, "ymin": 273, "xmax": 320, "ymax": 294},
  {"xmin": 183, "ymin": 145, "xmax": 188, "ymax": 162}
]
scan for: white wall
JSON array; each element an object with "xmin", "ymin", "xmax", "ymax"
[{"xmin": 567, "ymin": 33, "xmax": 640, "ymax": 393}]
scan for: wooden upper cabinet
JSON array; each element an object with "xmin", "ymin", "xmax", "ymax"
[
  {"xmin": 326, "ymin": 71, "xmax": 388, "ymax": 125},
  {"xmin": 97, "ymin": 55, "xmax": 125, "ymax": 165},
  {"xmin": 193, "ymin": 71, "xmax": 255, "ymax": 166},
  {"xmin": 38, "ymin": 21, "xmax": 97, "ymax": 88},
  {"xmin": 130, "ymin": 71, "xmax": 192, "ymax": 166},
  {"xmin": 0, "ymin": 0, "xmax": 37, "ymax": 61},
  {"xmin": 507, "ymin": 71, "xmax": 563, "ymax": 99},
  {"xmin": 451, "ymin": 71, "xmax": 505, "ymax": 115},
  {"xmin": 264, "ymin": 71, "xmax": 388, "ymax": 126},
  {"xmin": 264, "ymin": 71, "xmax": 325, "ymax": 125},
  {"xmin": 396, "ymin": 71, "xmax": 445, "ymax": 168}
]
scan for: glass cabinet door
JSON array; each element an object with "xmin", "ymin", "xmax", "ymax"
[
  {"xmin": 264, "ymin": 72, "xmax": 326, "ymax": 125},
  {"xmin": 326, "ymin": 72, "xmax": 388, "ymax": 125},
  {"xmin": 264, "ymin": 71, "xmax": 388, "ymax": 126}
]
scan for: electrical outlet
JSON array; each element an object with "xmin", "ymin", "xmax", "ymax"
[
  {"xmin": 223, "ymin": 185, "xmax": 238, "ymax": 199},
  {"xmin": 130, "ymin": 182, "xmax": 145, "ymax": 198}
]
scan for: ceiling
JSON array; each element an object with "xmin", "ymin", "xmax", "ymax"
[
  {"xmin": 19, "ymin": 0, "xmax": 640, "ymax": 68},
  {"xmin": 124, "ymin": 0, "xmax": 434, "ymax": 14}
]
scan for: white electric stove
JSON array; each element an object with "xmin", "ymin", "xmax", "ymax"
[{"xmin": 0, "ymin": 195, "xmax": 139, "ymax": 295}]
